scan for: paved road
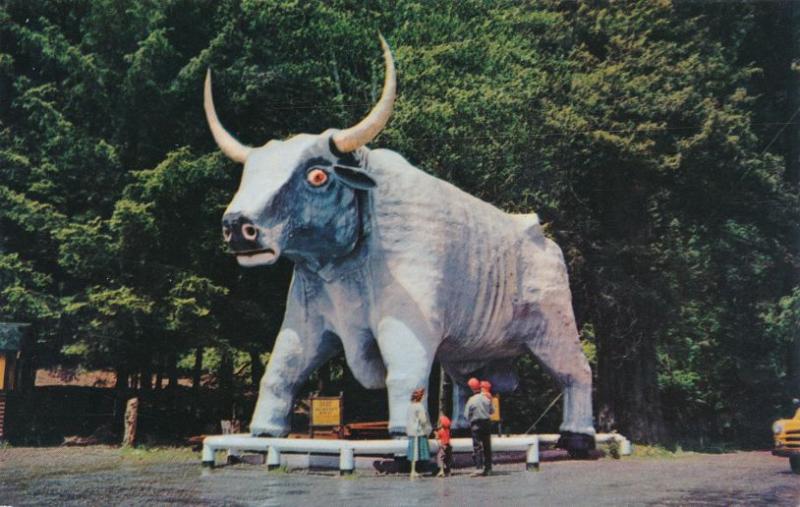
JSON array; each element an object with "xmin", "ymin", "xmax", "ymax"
[{"xmin": 1, "ymin": 447, "xmax": 798, "ymax": 506}]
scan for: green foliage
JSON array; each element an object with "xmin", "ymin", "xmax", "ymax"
[
  {"xmin": 631, "ymin": 444, "xmax": 686, "ymax": 459},
  {"xmin": 607, "ymin": 438, "xmax": 620, "ymax": 459},
  {"xmin": 762, "ymin": 287, "xmax": 800, "ymax": 346},
  {"xmin": 0, "ymin": 0, "xmax": 796, "ymax": 444},
  {"xmin": 62, "ymin": 285, "xmax": 155, "ymax": 369},
  {"xmin": 0, "ymin": 253, "xmax": 56, "ymax": 323},
  {"xmin": 55, "ymin": 219, "xmax": 115, "ymax": 282}
]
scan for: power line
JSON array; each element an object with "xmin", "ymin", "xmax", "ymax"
[{"xmin": 758, "ymin": 104, "xmax": 800, "ymax": 156}]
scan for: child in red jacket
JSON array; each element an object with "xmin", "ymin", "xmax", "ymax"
[{"xmin": 436, "ymin": 415, "xmax": 453, "ymax": 477}]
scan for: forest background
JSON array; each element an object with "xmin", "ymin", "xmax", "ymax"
[{"xmin": 1, "ymin": 0, "xmax": 798, "ymax": 446}]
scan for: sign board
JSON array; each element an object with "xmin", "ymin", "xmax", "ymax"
[
  {"xmin": 490, "ymin": 395, "xmax": 501, "ymax": 422},
  {"xmin": 310, "ymin": 395, "xmax": 342, "ymax": 427}
]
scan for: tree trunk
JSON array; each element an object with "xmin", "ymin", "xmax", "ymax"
[
  {"xmin": 114, "ymin": 365, "xmax": 129, "ymax": 431},
  {"xmin": 122, "ymin": 397, "xmax": 139, "ymax": 447},
  {"xmin": 154, "ymin": 354, "xmax": 164, "ymax": 391},
  {"xmin": 249, "ymin": 349, "xmax": 264, "ymax": 388},
  {"xmin": 139, "ymin": 369, "xmax": 151, "ymax": 391},
  {"xmin": 597, "ymin": 332, "xmax": 665, "ymax": 443},
  {"xmin": 167, "ymin": 352, "xmax": 178, "ymax": 390},
  {"xmin": 218, "ymin": 348, "xmax": 234, "ymax": 420},
  {"xmin": 140, "ymin": 355, "xmax": 152, "ymax": 392},
  {"xmin": 629, "ymin": 335, "xmax": 666, "ymax": 442},
  {"xmin": 192, "ymin": 347, "xmax": 203, "ymax": 391},
  {"xmin": 115, "ymin": 365, "xmax": 129, "ymax": 392}
]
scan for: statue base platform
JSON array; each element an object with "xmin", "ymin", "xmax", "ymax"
[{"xmin": 201, "ymin": 433, "xmax": 631, "ymax": 472}]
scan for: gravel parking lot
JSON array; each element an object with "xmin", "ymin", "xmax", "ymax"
[{"xmin": 1, "ymin": 446, "xmax": 798, "ymax": 506}]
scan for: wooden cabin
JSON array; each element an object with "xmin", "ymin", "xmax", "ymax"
[{"xmin": 0, "ymin": 322, "xmax": 32, "ymax": 441}]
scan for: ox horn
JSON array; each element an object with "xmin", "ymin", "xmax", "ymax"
[
  {"xmin": 332, "ymin": 35, "xmax": 396, "ymax": 153},
  {"xmin": 204, "ymin": 69, "xmax": 252, "ymax": 163}
]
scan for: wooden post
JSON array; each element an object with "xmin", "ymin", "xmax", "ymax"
[
  {"xmin": 167, "ymin": 352, "xmax": 178, "ymax": 391},
  {"xmin": 122, "ymin": 397, "xmax": 139, "ymax": 447}
]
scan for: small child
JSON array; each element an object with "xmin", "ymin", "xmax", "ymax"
[{"xmin": 435, "ymin": 415, "xmax": 453, "ymax": 477}]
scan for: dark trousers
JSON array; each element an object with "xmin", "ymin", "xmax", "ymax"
[
  {"xmin": 437, "ymin": 444, "xmax": 452, "ymax": 475},
  {"xmin": 470, "ymin": 419, "xmax": 492, "ymax": 471}
]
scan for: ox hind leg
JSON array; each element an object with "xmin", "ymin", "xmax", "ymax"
[{"xmin": 524, "ymin": 309, "xmax": 595, "ymax": 454}]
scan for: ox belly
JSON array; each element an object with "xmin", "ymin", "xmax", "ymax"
[{"xmin": 435, "ymin": 216, "xmax": 569, "ymax": 381}]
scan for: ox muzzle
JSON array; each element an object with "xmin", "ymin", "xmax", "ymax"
[{"xmin": 222, "ymin": 212, "xmax": 279, "ymax": 266}]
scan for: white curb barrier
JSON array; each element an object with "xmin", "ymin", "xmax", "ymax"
[
  {"xmin": 266, "ymin": 446, "xmax": 281, "ymax": 470},
  {"xmin": 526, "ymin": 436, "xmax": 540, "ymax": 471},
  {"xmin": 339, "ymin": 447, "xmax": 355, "ymax": 475}
]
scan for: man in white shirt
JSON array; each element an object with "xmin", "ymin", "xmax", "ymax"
[{"xmin": 465, "ymin": 377, "xmax": 494, "ymax": 476}]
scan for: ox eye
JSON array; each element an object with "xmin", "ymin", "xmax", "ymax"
[{"xmin": 307, "ymin": 168, "xmax": 328, "ymax": 187}]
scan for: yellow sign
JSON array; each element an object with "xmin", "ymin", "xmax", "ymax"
[
  {"xmin": 311, "ymin": 397, "xmax": 342, "ymax": 427},
  {"xmin": 490, "ymin": 395, "xmax": 501, "ymax": 422}
]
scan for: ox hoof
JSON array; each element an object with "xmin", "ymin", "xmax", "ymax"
[{"xmin": 557, "ymin": 431, "xmax": 595, "ymax": 459}]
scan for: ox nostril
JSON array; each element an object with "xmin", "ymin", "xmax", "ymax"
[
  {"xmin": 241, "ymin": 224, "xmax": 258, "ymax": 241},
  {"xmin": 222, "ymin": 225, "xmax": 232, "ymax": 242}
]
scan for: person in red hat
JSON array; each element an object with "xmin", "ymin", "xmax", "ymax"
[
  {"xmin": 480, "ymin": 380, "xmax": 492, "ymax": 400},
  {"xmin": 465, "ymin": 377, "xmax": 494, "ymax": 476},
  {"xmin": 435, "ymin": 414, "xmax": 453, "ymax": 477}
]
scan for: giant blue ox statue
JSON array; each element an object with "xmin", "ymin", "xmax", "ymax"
[{"xmin": 205, "ymin": 37, "xmax": 595, "ymax": 453}]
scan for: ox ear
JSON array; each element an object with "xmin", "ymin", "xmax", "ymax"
[{"xmin": 333, "ymin": 165, "xmax": 376, "ymax": 190}]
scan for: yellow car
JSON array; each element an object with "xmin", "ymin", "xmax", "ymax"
[{"xmin": 772, "ymin": 400, "xmax": 800, "ymax": 474}]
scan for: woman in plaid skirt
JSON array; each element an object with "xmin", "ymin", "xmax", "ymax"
[{"xmin": 406, "ymin": 387, "xmax": 432, "ymax": 479}]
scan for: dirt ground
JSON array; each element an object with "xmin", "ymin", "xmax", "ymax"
[{"xmin": 1, "ymin": 445, "xmax": 798, "ymax": 506}]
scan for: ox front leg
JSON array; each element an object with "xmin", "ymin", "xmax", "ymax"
[
  {"xmin": 376, "ymin": 317, "xmax": 435, "ymax": 436},
  {"xmin": 250, "ymin": 326, "xmax": 338, "ymax": 437}
]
